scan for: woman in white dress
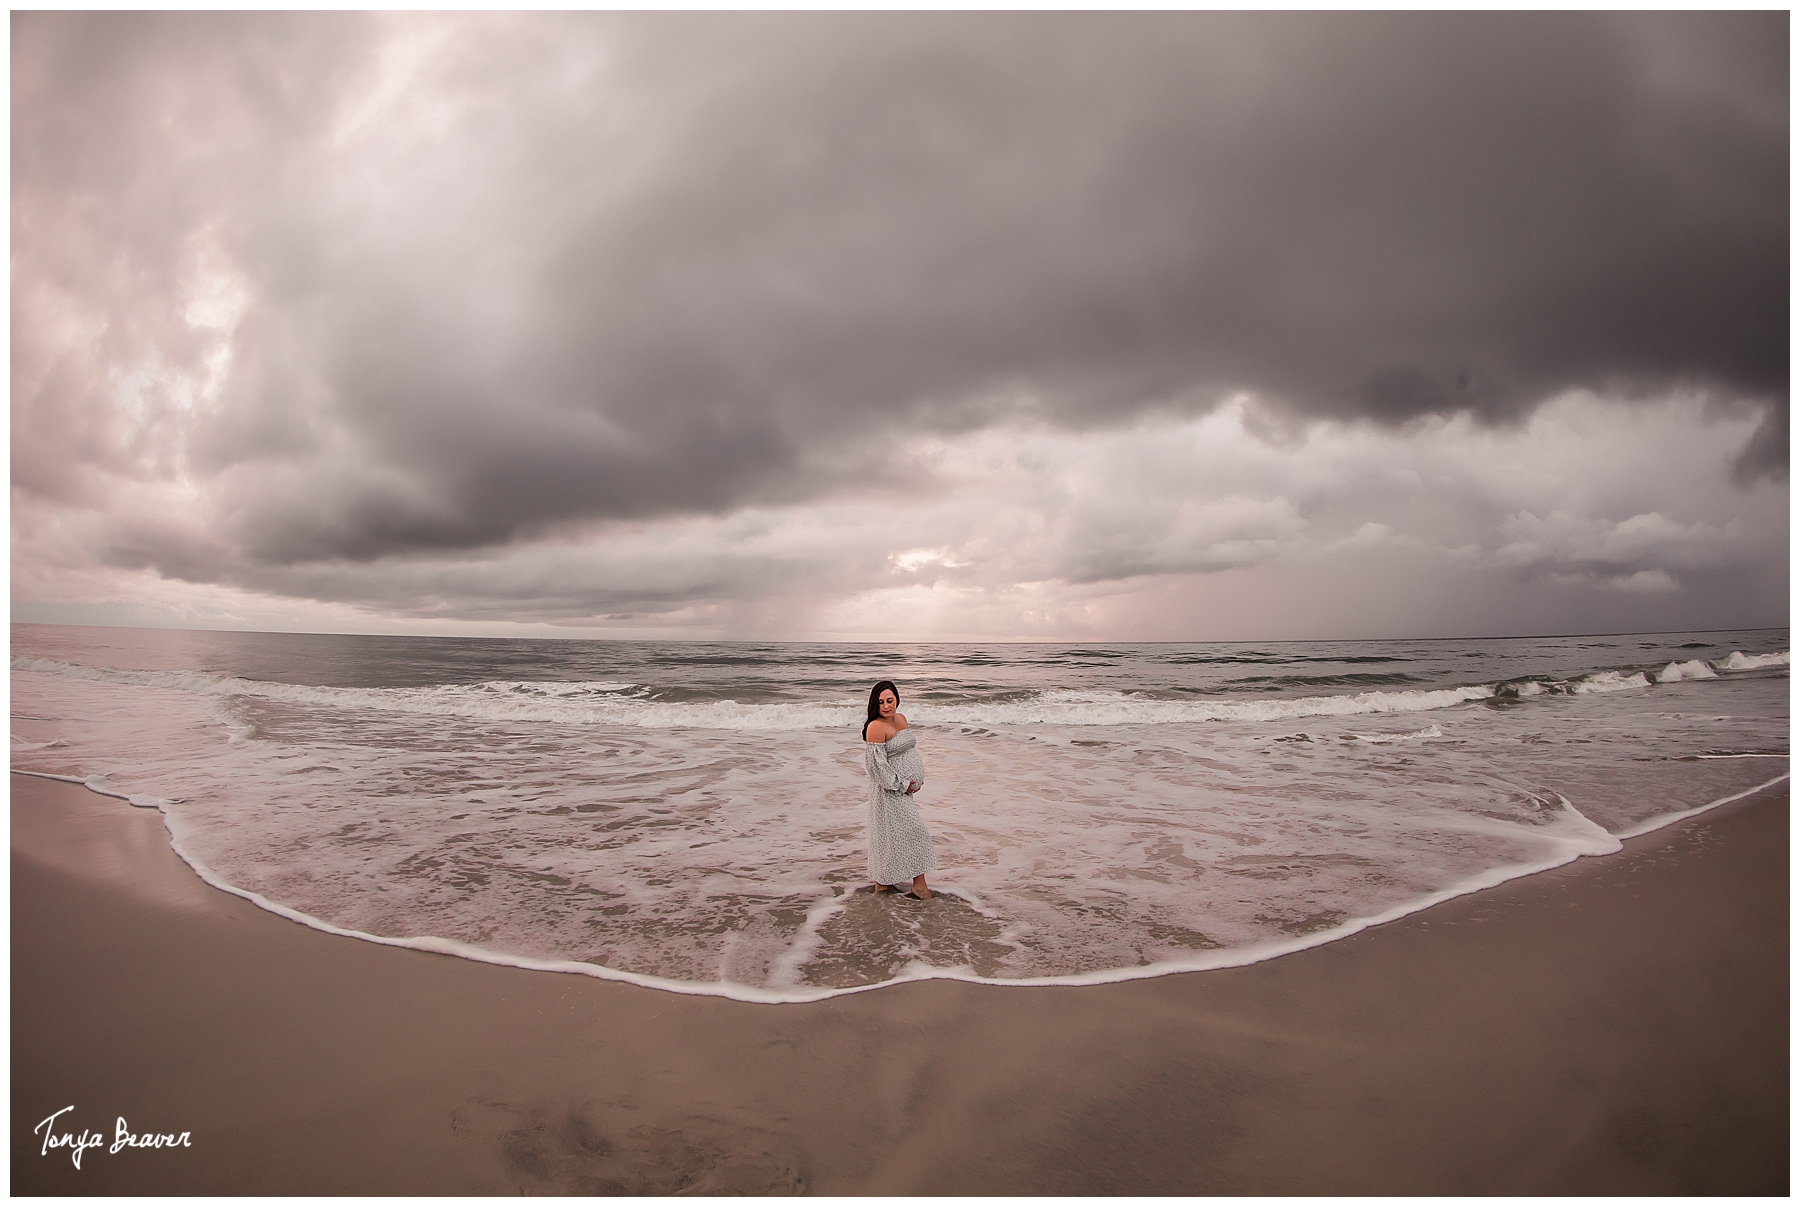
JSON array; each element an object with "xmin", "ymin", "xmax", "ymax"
[{"xmin": 862, "ymin": 679, "xmax": 937, "ymax": 900}]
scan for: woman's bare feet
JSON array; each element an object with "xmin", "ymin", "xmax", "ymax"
[
  {"xmin": 872, "ymin": 882, "xmax": 900, "ymax": 892},
  {"xmin": 909, "ymin": 875, "xmax": 931, "ymax": 900}
]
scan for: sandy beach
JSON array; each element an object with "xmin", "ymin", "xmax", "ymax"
[{"xmin": 11, "ymin": 771, "xmax": 1787, "ymax": 1195}]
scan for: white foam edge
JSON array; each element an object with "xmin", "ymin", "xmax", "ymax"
[
  {"xmin": 1610, "ymin": 772, "xmax": 1790, "ymax": 841},
  {"xmin": 1686, "ymin": 753, "xmax": 1786, "ymax": 760},
  {"xmin": 763, "ymin": 891, "xmax": 856, "ymax": 989},
  {"xmin": 13, "ymin": 767, "xmax": 1789, "ymax": 1006}
]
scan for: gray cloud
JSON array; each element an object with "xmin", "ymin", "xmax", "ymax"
[
  {"xmin": 24, "ymin": 392, "xmax": 1774, "ymax": 641},
  {"xmin": 12, "ymin": 11, "xmax": 1788, "ymax": 592}
]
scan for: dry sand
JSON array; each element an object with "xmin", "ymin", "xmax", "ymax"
[{"xmin": 10, "ymin": 772, "xmax": 1788, "ymax": 1194}]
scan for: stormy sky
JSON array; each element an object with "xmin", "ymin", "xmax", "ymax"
[{"xmin": 12, "ymin": 11, "xmax": 1788, "ymax": 640}]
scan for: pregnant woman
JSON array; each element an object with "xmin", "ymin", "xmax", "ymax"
[{"xmin": 862, "ymin": 679, "xmax": 937, "ymax": 900}]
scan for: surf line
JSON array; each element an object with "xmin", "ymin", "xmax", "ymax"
[
  {"xmin": 1610, "ymin": 772, "xmax": 1789, "ymax": 840},
  {"xmin": 10, "ymin": 767, "xmax": 1791, "ymax": 1005}
]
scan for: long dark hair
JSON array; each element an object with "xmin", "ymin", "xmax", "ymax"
[{"xmin": 863, "ymin": 680, "xmax": 899, "ymax": 739}]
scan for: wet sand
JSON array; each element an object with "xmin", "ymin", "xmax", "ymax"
[{"xmin": 11, "ymin": 772, "xmax": 1787, "ymax": 1194}]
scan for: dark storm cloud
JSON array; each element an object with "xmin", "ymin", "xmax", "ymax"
[{"xmin": 12, "ymin": 11, "xmax": 1787, "ymax": 583}]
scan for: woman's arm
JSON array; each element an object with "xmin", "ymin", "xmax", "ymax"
[{"xmin": 864, "ymin": 743, "xmax": 911, "ymax": 794}]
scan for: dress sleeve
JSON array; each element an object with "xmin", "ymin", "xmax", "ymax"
[{"xmin": 865, "ymin": 742, "xmax": 909, "ymax": 793}]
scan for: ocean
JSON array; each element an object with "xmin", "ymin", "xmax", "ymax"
[{"xmin": 10, "ymin": 623, "xmax": 1788, "ymax": 1002}]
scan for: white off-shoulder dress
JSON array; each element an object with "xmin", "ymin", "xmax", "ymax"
[{"xmin": 863, "ymin": 727, "xmax": 938, "ymax": 886}]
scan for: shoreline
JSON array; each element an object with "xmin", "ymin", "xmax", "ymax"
[
  {"xmin": 13, "ymin": 766, "xmax": 1786, "ymax": 1004},
  {"xmin": 12, "ymin": 771, "xmax": 1789, "ymax": 1193}
]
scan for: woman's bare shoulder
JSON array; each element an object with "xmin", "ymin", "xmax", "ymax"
[
  {"xmin": 864, "ymin": 719, "xmax": 896, "ymax": 743},
  {"xmin": 892, "ymin": 713, "xmax": 909, "ymax": 730}
]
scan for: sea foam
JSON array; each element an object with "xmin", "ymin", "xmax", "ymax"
[
  {"xmin": 1715, "ymin": 650, "xmax": 1789, "ymax": 671},
  {"xmin": 1571, "ymin": 670, "xmax": 1652, "ymax": 694}
]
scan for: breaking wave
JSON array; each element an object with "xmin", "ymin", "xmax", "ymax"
[
  {"xmin": 14, "ymin": 648, "xmax": 1783, "ymax": 732},
  {"xmin": 13, "ymin": 656, "xmax": 1496, "ymax": 730}
]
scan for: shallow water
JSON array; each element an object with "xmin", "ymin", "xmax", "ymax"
[{"xmin": 11, "ymin": 624, "xmax": 1788, "ymax": 1000}]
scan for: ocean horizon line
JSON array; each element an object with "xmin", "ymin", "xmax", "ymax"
[{"xmin": 8, "ymin": 617, "xmax": 1789, "ymax": 648}]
